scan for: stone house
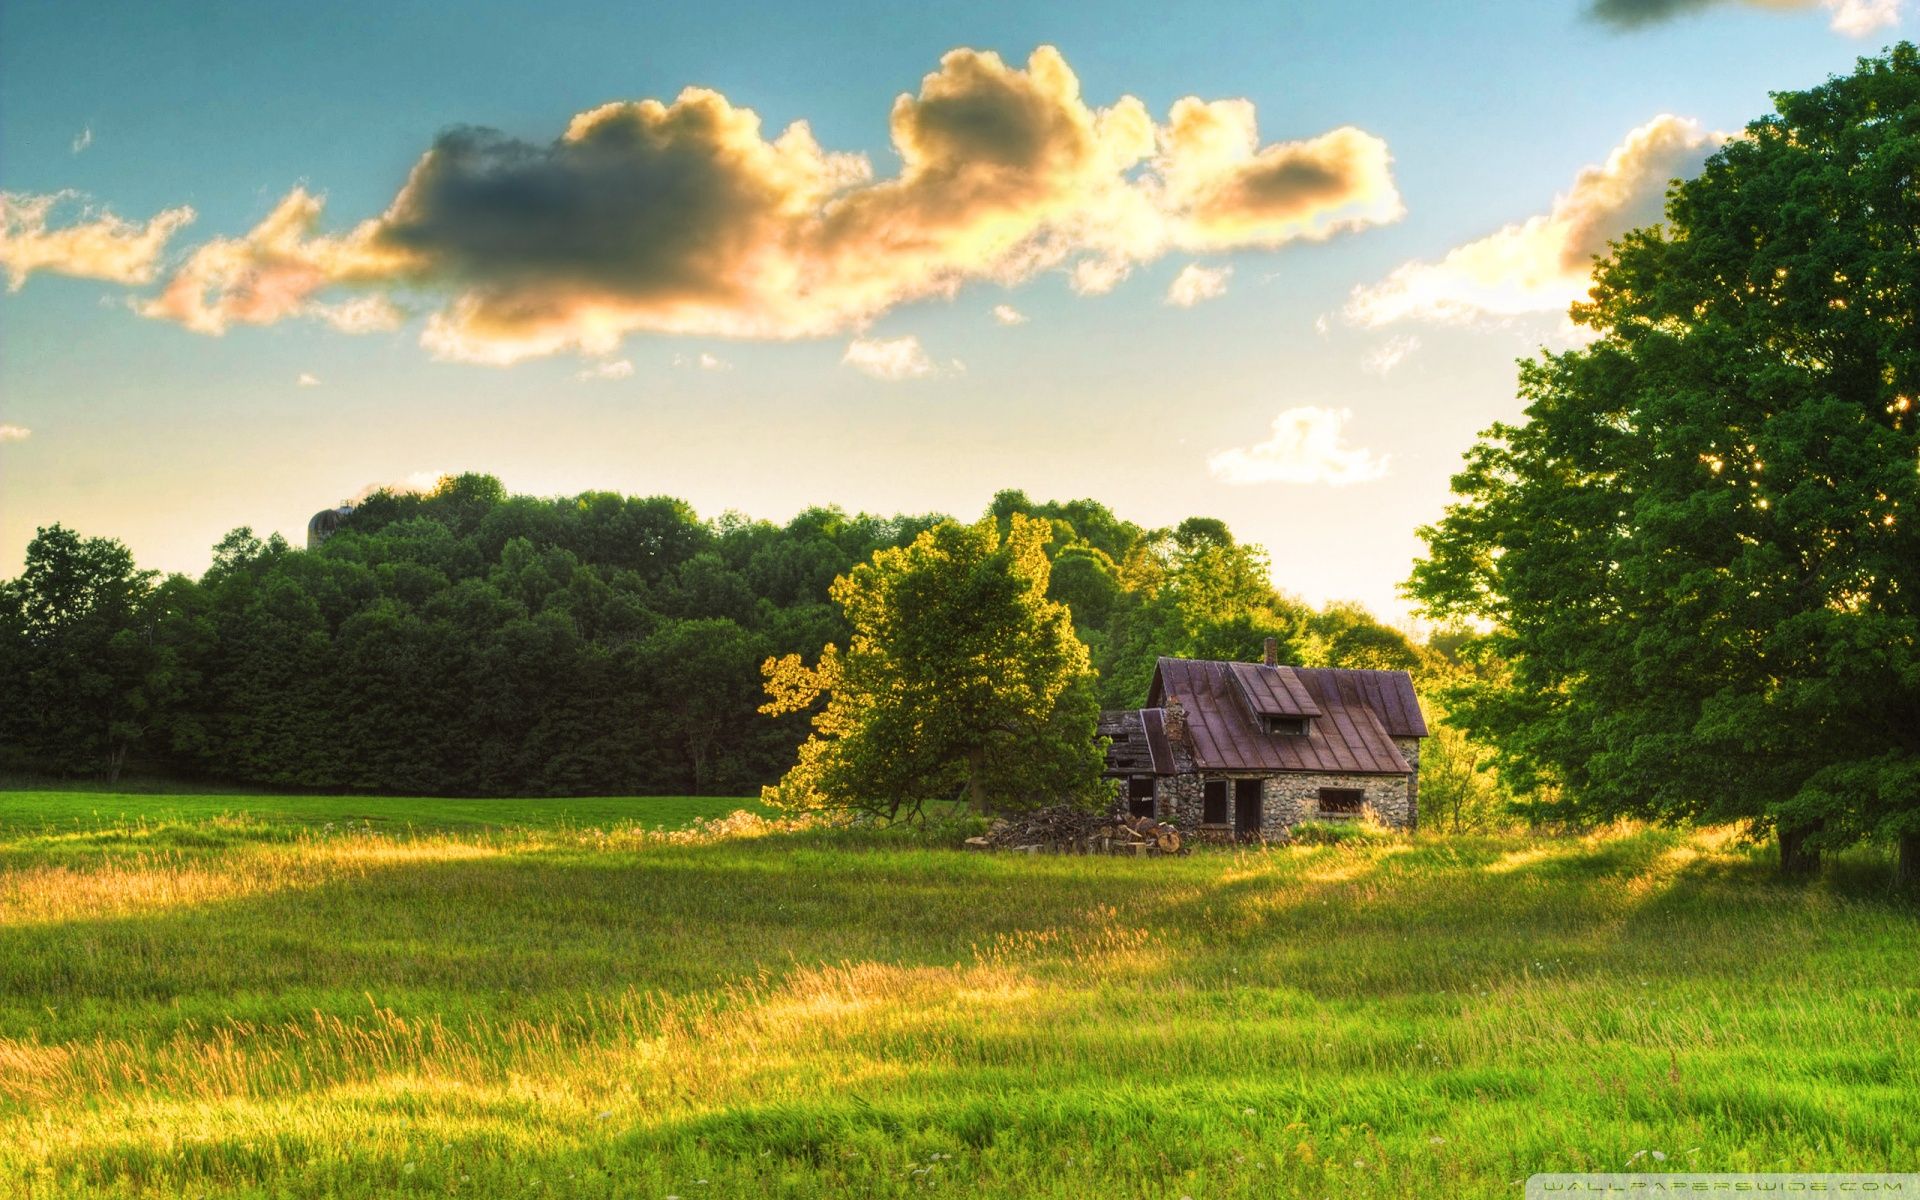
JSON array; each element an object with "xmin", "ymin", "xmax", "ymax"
[{"xmin": 1098, "ymin": 639, "xmax": 1427, "ymax": 840}]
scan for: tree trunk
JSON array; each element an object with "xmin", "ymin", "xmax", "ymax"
[
  {"xmin": 106, "ymin": 736, "xmax": 127, "ymax": 787},
  {"xmin": 967, "ymin": 749, "xmax": 989, "ymax": 815},
  {"xmin": 1779, "ymin": 821, "xmax": 1823, "ymax": 877},
  {"xmin": 1897, "ymin": 833, "xmax": 1920, "ymax": 891}
]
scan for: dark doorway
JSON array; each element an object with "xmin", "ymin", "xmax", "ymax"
[
  {"xmin": 1234, "ymin": 779, "xmax": 1263, "ymax": 837},
  {"xmin": 1128, "ymin": 775, "xmax": 1156, "ymax": 818},
  {"xmin": 1202, "ymin": 779, "xmax": 1228, "ymax": 825}
]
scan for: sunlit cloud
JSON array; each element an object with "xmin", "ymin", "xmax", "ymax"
[
  {"xmin": 350, "ymin": 471, "xmax": 448, "ymax": 503},
  {"xmin": 674, "ymin": 351, "xmax": 733, "ymax": 371},
  {"xmin": 71, "ymin": 127, "xmax": 92, "ymax": 155},
  {"xmin": 123, "ymin": 46, "xmax": 1400, "ymax": 363},
  {"xmin": 1361, "ymin": 334, "xmax": 1421, "ymax": 376},
  {"xmin": 1208, "ymin": 406, "xmax": 1388, "ymax": 485},
  {"xmin": 1346, "ymin": 115, "xmax": 1721, "ymax": 327},
  {"xmin": 296, "ymin": 372, "xmax": 322, "ymax": 387},
  {"xmin": 1068, "ymin": 257, "xmax": 1132, "ymax": 296},
  {"xmin": 1587, "ymin": 0, "xmax": 1902, "ymax": 34},
  {"xmin": 0, "ymin": 191, "xmax": 195, "ymax": 290},
  {"xmin": 842, "ymin": 334, "xmax": 954, "ymax": 380},
  {"xmin": 575, "ymin": 358, "xmax": 634, "ymax": 381},
  {"xmin": 0, "ymin": 424, "xmax": 30, "ymax": 442},
  {"xmin": 310, "ymin": 294, "xmax": 404, "ymax": 334},
  {"xmin": 1166, "ymin": 262, "xmax": 1232, "ymax": 307},
  {"xmin": 991, "ymin": 303, "xmax": 1028, "ymax": 325},
  {"xmin": 134, "ymin": 188, "xmax": 410, "ymax": 335}
]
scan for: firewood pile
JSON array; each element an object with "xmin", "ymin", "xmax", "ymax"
[{"xmin": 964, "ymin": 805, "xmax": 1186, "ymax": 856}]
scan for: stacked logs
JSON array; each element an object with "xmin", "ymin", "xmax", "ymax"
[
  {"xmin": 964, "ymin": 806, "xmax": 1185, "ymax": 856},
  {"xmin": 1089, "ymin": 813, "xmax": 1184, "ymax": 855}
]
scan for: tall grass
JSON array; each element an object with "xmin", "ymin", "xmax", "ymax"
[{"xmin": 1, "ymin": 796, "xmax": 1914, "ymax": 1198}]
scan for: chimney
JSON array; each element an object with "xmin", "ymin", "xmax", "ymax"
[
  {"xmin": 1263, "ymin": 636, "xmax": 1278, "ymax": 667},
  {"xmin": 1162, "ymin": 696, "xmax": 1187, "ymax": 743}
]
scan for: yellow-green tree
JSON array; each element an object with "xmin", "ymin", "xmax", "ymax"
[{"xmin": 761, "ymin": 514, "xmax": 1106, "ymax": 819}]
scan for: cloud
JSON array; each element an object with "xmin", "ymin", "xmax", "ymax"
[
  {"xmin": 0, "ymin": 424, "xmax": 30, "ymax": 442},
  {"xmin": 1208, "ymin": 406, "xmax": 1388, "ymax": 485},
  {"xmin": 673, "ymin": 351, "xmax": 733, "ymax": 371},
  {"xmin": 310, "ymin": 294, "xmax": 404, "ymax": 333},
  {"xmin": 134, "ymin": 188, "xmax": 410, "ymax": 334},
  {"xmin": 1361, "ymin": 335, "xmax": 1421, "ymax": 376},
  {"xmin": 1826, "ymin": 0, "xmax": 1903, "ymax": 32},
  {"xmin": 72, "ymin": 127, "xmax": 92, "ymax": 155},
  {"xmin": 297, "ymin": 372, "xmax": 322, "ymax": 387},
  {"xmin": 349, "ymin": 472, "xmax": 449, "ymax": 504},
  {"xmin": 1067, "ymin": 256, "xmax": 1132, "ymax": 295},
  {"xmin": 1346, "ymin": 115, "xmax": 1721, "ymax": 328},
  {"xmin": 842, "ymin": 334, "xmax": 953, "ymax": 380},
  {"xmin": 128, "ymin": 46, "xmax": 1400, "ymax": 363},
  {"xmin": 1167, "ymin": 262, "xmax": 1232, "ymax": 307},
  {"xmin": 0, "ymin": 192, "xmax": 196, "ymax": 290},
  {"xmin": 992, "ymin": 303, "xmax": 1028, "ymax": 325},
  {"xmin": 1588, "ymin": 0, "xmax": 1899, "ymax": 33},
  {"xmin": 575, "ymin": 358, "xmax": 635, "ymax": 380}
]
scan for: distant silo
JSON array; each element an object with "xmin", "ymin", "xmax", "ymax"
[{"xmin": 306, "ymin": 505, "xmax": 354, "ymax": 550}]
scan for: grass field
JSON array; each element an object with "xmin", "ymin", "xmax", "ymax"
[{"xmin": 2, "ymin": 792, "xmax": 1915, "ymax": 1198}]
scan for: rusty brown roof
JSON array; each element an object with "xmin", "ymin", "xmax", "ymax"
[
  {"xmin": 1291, "ymin": 667, "xmax": 1428, "ymax": 738},
  {"xmin": 1096, "ymin": 707, "xmax": 1180, "ymax": 775},
  {"xmin": 1225, "ymin": 661, "xmax": 1322, "ymax": 718},
  {"xmin": 1145, "ymin": 657, "xmax": 1420, "ymax": 776}
]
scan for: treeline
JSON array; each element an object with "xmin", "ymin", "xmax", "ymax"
[{"xmin": 1, "ymin": 474, "xmax": 1463, "ymax": 799}]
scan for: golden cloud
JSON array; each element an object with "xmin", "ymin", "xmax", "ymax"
[
  {"xmin": 133, "ymin": 46, "xmax": 1401, "ymax": 362},
  {"xmin": 135, "ymin": 188, "xmax": 413, "ymax": 334},
  {"xmin": 0, "ymin": 192, "xmax": 195, "ymax": 291},
  {"xmin": 1345, "ymin": 114, "xmax": 1721, "ymax": 327}
]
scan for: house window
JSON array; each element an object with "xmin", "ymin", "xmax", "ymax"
[
  {"xmin": 1318, "ymin": 787, "xmax": 1365, "ymax": 817},
  {"xmin": 1128, "ymin": 775, "xmax": 1156, "ymax": 818},
  {"xmin": 1265, "ymin": 716, "xmax": 1307, "ymax": 736},
  {"xmin": 1202, "ymin": 779, "xmax": 1229, "ymax": 825}
]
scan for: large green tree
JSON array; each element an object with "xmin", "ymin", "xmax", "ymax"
[
  {"xmin": 1409, "ymin": 46, "xmax": 1920, "ymax": 880},
  {"xmin": 761, "ymin": 514, "xmax": 1106, "ymax": 819},
  {"xmin": 0, "ymin": 525, "xmax": 171, "ymax": 782}
]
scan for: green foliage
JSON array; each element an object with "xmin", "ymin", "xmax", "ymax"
[
  {"xmin": 0, "ymin": 525, "xmax": 168, "ymax": 782},
  {"xmin": 1286, "ymin": 818, "xmax": 1395, "ymax": 846},
  {"xmin": 763, "ymin": 515, "xmax": 1106, "ymax": 818},
  {"xmin": 1408, "ymin": 46, "xmax": 1920, "ymax": 864},
  {"xmin": 5, "ymin": 475, "xmax": 1455, "ymax": 800}
]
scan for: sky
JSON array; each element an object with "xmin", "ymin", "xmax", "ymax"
[{"xmin": 0, "ymin": 0, "xmax": 1905, "ymax": 623}]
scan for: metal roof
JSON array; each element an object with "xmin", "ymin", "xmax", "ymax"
[
  {"xmin": 1096, "ymin": 707, "xmax": 1180, "ymax": 775},
  {"xmin": 1143, "ymin": 657, "xmax": 1420, "ymax": 776},
  {"xmin": 1291, "ymin": 667, "xmax": 1429, "ymax": 738},
  {"xmin": 1225, "ymin": 661, "xmax": 1322, "ymax": 718}
]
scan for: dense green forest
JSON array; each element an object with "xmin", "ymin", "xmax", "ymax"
[{"xmin": 0, "ymin": 475, "xmax": 1441, "ymax": 798}]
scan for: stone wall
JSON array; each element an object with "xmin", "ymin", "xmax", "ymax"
[
  {"xmin": 1111, "ymin": 768, "xmax": 1412, "ymax": 842},
  {"xmin": 1259, "ymin": 770, "xmax": 1411, "ymax": 831},
  {"xmin": 1392, "ymin": 736, "xmax": 1422, "ymax": 830}
]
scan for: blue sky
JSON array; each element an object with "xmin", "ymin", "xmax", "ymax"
[{"xmin": 0, "ymin": 0, "xmax": 1900, "ymax": 620}]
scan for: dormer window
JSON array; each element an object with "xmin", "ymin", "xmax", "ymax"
[{"xmin": 1264, "ymin": 715, "xmax": 1308, "ymax": 736}]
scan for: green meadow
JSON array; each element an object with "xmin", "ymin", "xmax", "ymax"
[{"xmin": 2, "ymin": 793, "xmax": 1915, "ymax": 1198}]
